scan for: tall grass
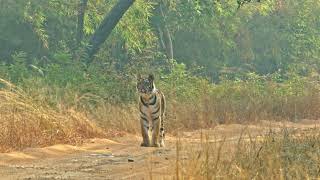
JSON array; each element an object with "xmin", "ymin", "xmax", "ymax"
[
  {"xmin": 26, "ymin": 74, "xmax": 318, "ymax": 135},
  {"xmin": 162, "ymin": 79, "xmax": 320, "ymax": 132},
  {"xmin": 171, "ymin": 128, "xmax": 320, "ymax": 179},
  {"xmin": 0, "ymin": 79, "xmax": 105, "ymax": 152},
  {"xmin": 92, "ymin": 103, "xmax": 140, "ymax": 134}
]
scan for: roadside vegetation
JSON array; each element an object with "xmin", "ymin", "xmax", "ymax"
[
  {"xmin": 0, "ymin": 0, "xmax": 319, "ymax": 160},
  {"xmin": 171, "ymin": 128, "xmax": 320, "ymax": 179}
]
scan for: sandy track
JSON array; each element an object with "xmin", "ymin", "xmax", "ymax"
[
  {"xmin": 0, "ymin": 120, "xmax": 319, "ymax": 180},
  {"xmin": 0, "ymin": 135, "xmax": 176, "ymax": 179}
]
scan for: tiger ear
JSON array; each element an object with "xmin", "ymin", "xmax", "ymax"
[{"xmin": 148, "ymin": 74, "xmax": 154, "ymax": 81}]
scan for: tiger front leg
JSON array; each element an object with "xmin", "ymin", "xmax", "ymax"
[
  {"xmin": 140, "ymin": 118, "xmax": 150, "ymax": 147},
  {"xmin": 151, "ymin": 117, "xmax": 161, "ymax": 147}
]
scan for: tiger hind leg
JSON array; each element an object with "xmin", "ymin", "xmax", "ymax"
[{"xmin": 159, "ymin": 118, "xmax": 165, "ymax": 147}]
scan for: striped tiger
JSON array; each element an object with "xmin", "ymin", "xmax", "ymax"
[{"xmin": 136, "ymin": 74, "xmax": 166, "ymax": 147}]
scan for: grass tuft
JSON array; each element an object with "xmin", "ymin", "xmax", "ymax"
[{"xmin": 0, "ymin": 79, "xmax": 105, "ymax": 152}]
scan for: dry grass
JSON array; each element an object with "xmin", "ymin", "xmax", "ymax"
[
  {"xmin": 163, "ymin": 89, "xmax": 320, "ymax": 132},
  {"xmin": 92, "ymin": 103, "xmax": 140, "ymax": 135},
  {"xmin": 170, "ymin": 128, "xmax": 320, "ymax": 179},
  {"xmin": 84, "ymin": 88, "xmax": 320, "ymax": 136},
  {"xmin": 0, "ymin": 79, "xmax": 105, "ymax": 152}
]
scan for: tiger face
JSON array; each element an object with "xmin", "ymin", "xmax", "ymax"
[{"xmin": 137, "ymin": 74, "xmax": 155, "ymax": 94}]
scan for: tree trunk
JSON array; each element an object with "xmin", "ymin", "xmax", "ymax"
[
  {"xmin": 157, "ymin": 25, "xmax": 166, "ymax": 50},
  {"xmin": 158, "ymin": 2, "xmax": 173, "ymax": 60},
  {"xmin": 163, "ymin": 26, "xmax": 173, "ymax": 60},
  {"xmin": 86, "ymin": 0, "xmax": 135, "ymax": 64},
  {"xmin": 77, "ymin": 0, "xmax": 88, "ymax": 45}
]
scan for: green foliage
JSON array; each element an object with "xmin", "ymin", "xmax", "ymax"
[
  {"xmin": 160, "ymin": 60, "xmax": 210, "ymax": 102},
  {"xmin": 1, "ymin": 0, "xmax": 319, "ymax": 79},
  {"xmin": 0, "ymin": 0, "xmax": 319, "ymax": 125},
  {"xmin": 0, "ymin": 52, "xmax": 30, "ymax": 83}
]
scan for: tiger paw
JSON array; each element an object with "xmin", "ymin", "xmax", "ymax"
[
  {"xmin": 140, "ymin": 142, "xmax": 149, "ymax": 147},
  {"xmin": 160, "ymin": 142, "xmax": 165, "ymax": 147},
  {"xmin": 151, "ymin": 143, "xmax": 161, "ymax": 147}
]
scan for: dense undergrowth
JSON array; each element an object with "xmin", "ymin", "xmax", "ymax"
[{"xmin": 0, "ymin": 52, "xmax": 319, "ymax": 152}]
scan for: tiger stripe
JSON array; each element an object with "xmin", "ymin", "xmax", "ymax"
[{"xmin": 138, "ymin": 89, "xmax": 166, "ymax": 147}]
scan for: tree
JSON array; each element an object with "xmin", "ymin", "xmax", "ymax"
[
  {"xmin": 77, "ymin": 0, "xmax": 88, "ymax": 45},
  {"xmin": 86, "ymin": 0, "xmax": 135, "ymax": 64},
  {"xmin": 153, "ymin": 1, "xmax": 174, "ymax": 60}
]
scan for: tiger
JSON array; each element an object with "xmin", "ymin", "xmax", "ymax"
[{"xmin": 136, "ymin": 74, "xmax": 166, "ymax": 147}]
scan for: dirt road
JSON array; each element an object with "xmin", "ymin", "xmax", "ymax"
[{"xmin": 0, "ymin": 120, "xmax": 319, "ymax": 180}]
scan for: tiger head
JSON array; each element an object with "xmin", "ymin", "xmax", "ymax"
[{"xmin": 136, "ymin": 74, "xmax": 155, "ymax": 95}]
